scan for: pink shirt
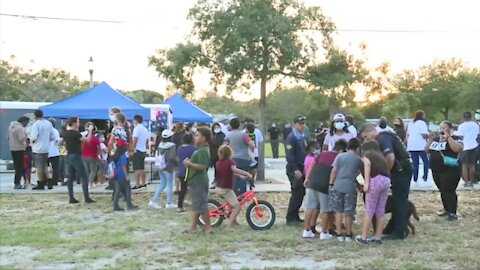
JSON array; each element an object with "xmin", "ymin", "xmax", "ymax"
[{"xmin": 304, "ymin": 155, "xmax": 315, "ymax": 174}]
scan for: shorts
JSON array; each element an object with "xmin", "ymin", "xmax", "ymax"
[
  {"xmin": 249, "ymin": 157, "xmax": 259, "ymax": 169},
  {"xmin": 132, "ymin": 151, "xmax": 146, "ymax": 170},
  {"xmin": 189, "ymin": 181, "xmax": 209, "ymax": 214},
  {"xmin": 304, "ymin": 188, "xmax": 330, "ymax": 212},
  {"xmin": 459, "ymin": 148, "xmax": 478, "ymax": 165},
  {"xmin": 33, "ymin": 153, "xmax": 48, "ymax": 169},
  {"xmin": 305, "ymin": 188, "xmax": 331, "ymax": 213},
  {"xmin": 216, "ymin": 188, "xmax": 239, "ymax": 207},
  {"xmin": 328, "ymin": 190, "xmax": 357, "ymax": 215}
]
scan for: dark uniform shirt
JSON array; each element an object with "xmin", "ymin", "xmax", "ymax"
[
  {"xmin": 376, "ymin": 132, "xmax": 412, "ymax": 174},
  {"xmin": 285, "ymin": 129, "xmax": 307, "ymax": 172}
]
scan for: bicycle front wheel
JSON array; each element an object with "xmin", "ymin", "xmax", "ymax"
[
  {"xmin": 197, "ymin": 199, "xmax": 224, "ymax": 227},
  {"xmin": 246, "ymin": 200, "xmax": 276, "ymax": 230}
]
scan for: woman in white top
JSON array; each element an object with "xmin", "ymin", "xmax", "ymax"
[
  {"xmin": 406, "ymin": 110, "xmax": 430, "ymax": 184},
  {"xmin": 322, "ymin": 114, "xmax": 355, "ymax": 151}
]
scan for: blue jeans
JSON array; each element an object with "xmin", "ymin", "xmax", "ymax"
[
  {"xmin": 410, "ymin": 151, "xmax": 429, "ymax": 182},
  {"xmin": 151, "ymin": 171, "xmax": 174, "ymax": 204}
]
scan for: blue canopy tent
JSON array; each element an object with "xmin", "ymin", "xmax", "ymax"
[
  {"xmin": 39, "ymin": 82, "xmax": 150, "ymax": 120},
  {"xmin": 163, "ymin": 93, "xmax": 213, "ymax": 123}
]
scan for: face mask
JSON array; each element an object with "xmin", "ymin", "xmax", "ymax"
[
  {"xmin": 272, "ymin": 124, "xmax": 276, "ymax": 128},
  {"xmin": 192, "ymin": 127, "xmax": 198, "ymax": 133},
  {"xmin": 214, "ymin": 128, "xmax": 221, "ymax": 134},
  {"xmin": 334, "ymin": 122, "xmax": 345, "ymax": 130},
  {"xmin": 475, "ymin": 113, "xmax": 480, "ymax": 121},
  {"xmin": 313, "ymin": 149, "xmax": 321, "ymax": 155},
  {"xmin": 109, "ymin": 114, "xmax": 116, "ymax": 122},
  {"xmin": 379, "ymin": 123, "xmax": 387, "ymax": 129}
]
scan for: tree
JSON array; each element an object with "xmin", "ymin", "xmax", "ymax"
[
  {"xmin": 306, "ymin": 47, "xmax": 368, "ymax": 116},
  {"xmin": 149, "ymin": 0, "xmax": 336, "ymax": 180},
  {"xmin": 0, "ymin": 59, "xmax": 89, "ymax": 102},
  {"xmin": 121, "ymin": 90, "xmax": 164, "ymax": 104}
]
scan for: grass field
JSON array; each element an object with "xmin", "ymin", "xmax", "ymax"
[
  {"xmin": 264, "ymin": 142, "xmax": 286, "ymax": 158},
  {"xmin": 1, "ymin": 191, "xmax": 479, "ymax": 269}
]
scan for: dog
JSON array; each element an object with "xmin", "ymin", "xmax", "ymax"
[{"xmin": 362, "ymin": 192, "xmax": 420, "ymax": 237}]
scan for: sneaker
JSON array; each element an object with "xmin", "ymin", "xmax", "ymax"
[
  {"xmin": 344, "ymin": 234, "xmax": 353, "ymax": 242},
  {"xmin": 166, "ymin": 203, "xmax": 177, "ymax": 209},
  {"xmin": 370, "ymin": 239, "xmax": 383, "ymax": 245},
  {"xmin": 446, "ymin": 213, "xmax": 458, "ymax": 221},
  {"xmin": 328, "ymin": 230, "xmax": 338, "ymax": 237},
  {"xmin": 337, "ymin": 235, "xmax": 345, "ymax": 242},
  {"xmin": 355, "ymin": 235, "xmax": 369, "ymax": 245},
  {"xmin": 131, "ymin": 186, "xmax": 141, "ymax": 190},
  {"xmin": 302, "ymin": 230, "xmax": 316, "ymax": 238},
  {"xmin": 148, "ymin": 201, "xmax": 161, "ymax": 209},
  {"xmin": 320, "ymin": 232, "xmax": 333, "ymax": 240}
]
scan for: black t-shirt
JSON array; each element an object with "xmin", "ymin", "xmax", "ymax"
[
  {"xmin": 63, "ymin": 130, "xmax": 82, "ymax": 155},
  {"xmin": 428, "ymin": 136, "xmax": 462, "ymax": 172},
  {"xmin": 268, "ymin": 127, "xmax": 280, "ymax": 140}
]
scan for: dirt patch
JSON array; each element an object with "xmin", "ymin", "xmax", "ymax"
[
  {"xmin": 0, "ymin": 246, "xmax": 39, "ymax": 267},
  {"xmin": 211, "ymin": 251, "xmax": 336, "ymax": 269}
]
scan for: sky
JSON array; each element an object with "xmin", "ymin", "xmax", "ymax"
[{"xmin": 1, "ymin": 0, "xmax": 480, "ymax": 100}]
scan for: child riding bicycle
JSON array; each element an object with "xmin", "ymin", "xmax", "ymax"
[{"xmin": 215, "ymin": 145, "xmax": 252, "ymax": 229}]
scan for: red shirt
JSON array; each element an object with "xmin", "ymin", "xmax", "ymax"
[
  {"xmin": 215, "ymin": 158, "xmax": 236, "ymax": 189},
  {"xmin": 82, "ymin": 135, "xmax": 100, "ymax": 158}
]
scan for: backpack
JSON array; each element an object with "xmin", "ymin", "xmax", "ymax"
[
  {"xmin": 379, "ymin": 131, "xmax": 412, "ymax": 173},
  {"xmin": 155, "ymin": 149, "xmax": 168, "ymax": 171}
]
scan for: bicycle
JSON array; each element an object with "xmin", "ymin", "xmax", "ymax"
[{"xmin": 198, "ymin": 185, "xmax": 276, "ymax": 230}]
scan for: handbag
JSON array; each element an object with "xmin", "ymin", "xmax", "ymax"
[{"xmin": 440, "ymin": 152, "xmax": 458, "ymax": 167}]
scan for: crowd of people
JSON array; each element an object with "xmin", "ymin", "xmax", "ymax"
[{"xmin": 6, "ymin": 107, "xmax": 480, "ymax": 239}]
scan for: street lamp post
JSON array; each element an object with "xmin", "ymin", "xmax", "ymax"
[{"xmin": 88, "ymin": 56, "xmax": 94, "ymax": 88}]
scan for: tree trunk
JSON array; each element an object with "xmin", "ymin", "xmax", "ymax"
[
  {"xmin": 257, "ymin": 76, "xmax": 267, "ymax": 181},
  {"xmin": 441, "ymin": 107, "xmax": 449, "ymax": 120}
]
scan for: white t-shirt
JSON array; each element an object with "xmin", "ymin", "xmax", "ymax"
[
  {"xmin": 48, "ymin": 128, "xmax": 60, "ymax": 157},
  {"xmin": 347, "ymin": 125, "xmax": 358, "ymax": 138},
  {"xmin": 406, "ymin": 120, "xmax": 429, "ymax": 151},
  {"xmin": 376, "ymin": 126, "xmax": 394, "ymax": 133},
  {"xmin": 132, "ymin": 124, "xmax": 150, "ymax": 152},
  {"xmin": 30, "ymin": 119, "xmax": 54, "ymax": 154},
  {"xmin": 458, "ymin": 121, "xmax": 480, "ymax": 151},
  {"xmin": 323, "ymin": 132, "xmax": 355, "ymax": 151}
]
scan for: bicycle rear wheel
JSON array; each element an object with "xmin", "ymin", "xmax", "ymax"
[
  {"xmin": 197, "ymin": 199, "xmax": 224, "ymax": 227},
  {"xmin": 246, "ymin": 200, "xmax": 275, "ymax": 230}
]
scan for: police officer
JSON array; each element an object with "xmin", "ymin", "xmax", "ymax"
[
  {"xmin": 285, "ymin": 115, "xmax": 307, "ymax": 225},
  {"xmin": 360, "ymin": 124, "xmax": 413, "ymax": 240}
]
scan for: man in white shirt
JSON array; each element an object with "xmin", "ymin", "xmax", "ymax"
[
  {"xmin": 458, "ymin": 111, "xmax": 480, "ymax": 188},
  {"xmin": 47, "ymin": 118, "xmax": 61, "ymax": 188},
  {"xmin": 131, "ymin": 114, "xmax": 150, "ymax": 189},
  {"xmin": 30, "ymin": 110, "xmax": 55, "ymax": 190},
  {"xmin": 406, "ymin": 110, "xmax": 430, "ymax": 185}
]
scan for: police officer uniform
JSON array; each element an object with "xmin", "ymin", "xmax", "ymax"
[{"xmin": 285, "ymin": 115, "xmax": 307, "ymax": 224}]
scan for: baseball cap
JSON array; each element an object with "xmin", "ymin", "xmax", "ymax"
[
  {"xmin": 293, "ymin": 115, "xmax": 306, "ymax": 123},
  {"xmin": 332, "ymin": 113, "xmax": 345, "ymax": 121},
  {"xmin": 162, "ymin": 129, "xmax": 174, "ymax": 138}
]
